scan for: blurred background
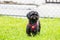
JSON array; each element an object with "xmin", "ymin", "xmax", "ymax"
[{"xmin": 0, "ymin": 0, "xmax": 60, "ymax": 18}]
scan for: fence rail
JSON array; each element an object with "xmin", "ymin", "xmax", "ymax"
[
  {"xmin": 0, "ymin": 14, "xmax": 56, "ymax": 18},
  {"xmin": 46, "ymin": 0, "xmax": 60, "ymax": 3}
]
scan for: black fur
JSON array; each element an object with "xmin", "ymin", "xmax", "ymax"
[{"xmin": 26, "ymin": 11, "xmax": 41, "ymax": 36}]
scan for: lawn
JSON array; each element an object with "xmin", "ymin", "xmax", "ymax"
[{"xmin": 0, "ymin": 16, "xmax": 60, "ymax": 40}]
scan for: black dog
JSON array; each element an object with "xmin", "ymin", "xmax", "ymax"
[{"xmin": 26, "ymin": 11, "xmax": 41, "ymax": 36}]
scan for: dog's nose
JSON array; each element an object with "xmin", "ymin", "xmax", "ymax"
[{"xmin": 33, "ymin": 17, "xmax": 35, "ymax": 19}]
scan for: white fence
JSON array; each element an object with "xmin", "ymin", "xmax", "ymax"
[
  {"xmin": 0, "ymin": 4, "xmax": 60, "ymax": 18},
  {"xmin": 0, "ymin": 0, "xmax": 60, "ymax": 18},
  {"xmin": 0, "ymin": 4, "xmax": 37, "ymax": 17}
]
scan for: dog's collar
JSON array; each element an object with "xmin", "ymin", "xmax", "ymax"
[
  {"xmin": 28, "ymin": 22, "xmax": 37, "ymax": 27},
  {"xmin": 28, "ymin": 22, "xmax": 37, "ymax": 31},
  {"xmin": 28, "ymin": 20, "xmax": 39, "ymax": 26},
  {"xmin": 28, "ymin": 21, "xmax": 39, "ymax": 31}
]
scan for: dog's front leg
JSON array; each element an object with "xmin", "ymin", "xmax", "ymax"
[{"xmin": 26, "ymin": 26, "xmax": 31, "ymax": 36}]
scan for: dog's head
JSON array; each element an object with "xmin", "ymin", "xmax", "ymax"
[{"xmin": 27, "ymin": 11, "xmax": 39, "ymax": 20}]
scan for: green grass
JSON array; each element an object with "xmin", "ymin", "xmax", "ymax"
[{"xmin": 0, "ymin": 16, "xmax": 60, "ymax": 40}]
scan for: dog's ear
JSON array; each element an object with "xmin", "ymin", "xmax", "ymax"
[{"xmin": 26, "ymin": 13, "xmax": 30, "ymax": 19}]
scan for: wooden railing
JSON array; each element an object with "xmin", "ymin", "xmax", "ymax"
[{"xmin": 46, "ymin": 0, "xmax": 60, "ymax": 3}]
